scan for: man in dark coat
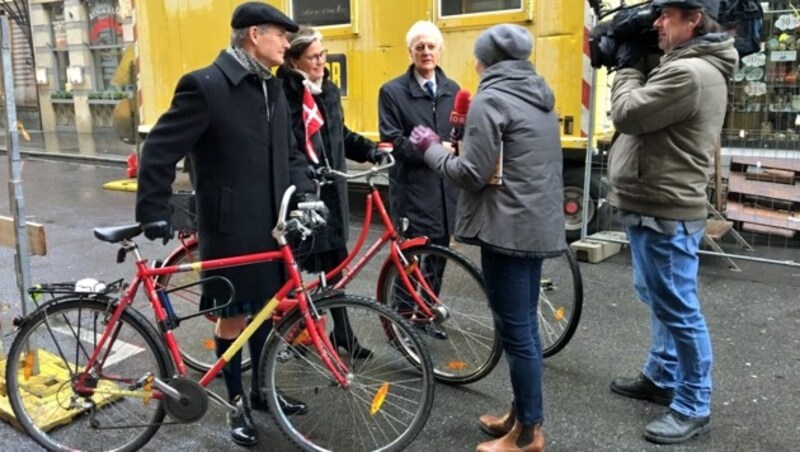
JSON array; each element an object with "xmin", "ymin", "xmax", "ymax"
[
  {"xmin": 378, "ymin": 20, "xmax": 460, "ymax": 339},
  {"xmin": 135, "ymin": 2, "xmax": 314, "ymax": 447},
  {"xmin": 379, "ymin": 21, "xmax": 460, "ymax": 241}
]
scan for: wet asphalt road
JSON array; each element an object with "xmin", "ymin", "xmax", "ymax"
[{"xmin": 1, "ymin": 157, "xmax": 799, "ymax": 451}]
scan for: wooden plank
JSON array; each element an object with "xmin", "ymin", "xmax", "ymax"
[
  {"xmin": 705, "ymin": 219, "xmax": 733, "ymax": 240},
  {"xmin": 744, "ymin": 166, "xmax": 795, "ymax": 185},
  {"xmin": 741, "ymin": 222, "xmax": 796, "ymax": 238},
  {"xmin": 727, "ymin": 173, "xmax": 800, "ymax": 203},
  {"xmin": 0, "ymin": 215, "xmax": 47, "ymax": 256},
  {"xmin": 730, "ymin": 156, "xmax": 800, "ymax": 173},
  {"xmin": 726, "ymin": 201, "xmax": 800, "ymax": 231}
]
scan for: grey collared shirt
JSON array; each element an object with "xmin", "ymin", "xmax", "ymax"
[{"xmin": 616, "ymin": 209, "xmax": 706, "ymax": 236}]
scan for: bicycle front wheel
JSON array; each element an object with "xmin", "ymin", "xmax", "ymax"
[
  {"xmin": 539, "ymin": 247, "xmax": 583, "ymax": 357},
  {"xmin": 156, "ymin": 241, "xmax": 252, "ymax": 373},
  {"xmin": 261, "ymin": 295, "xmax": 435, "ymax": 452},
  {"xmin": 377, "ymin": 243, "xmax": 500, "ymax": 385},
  {"xmin": 5, "ymin": 297, "xmax": 173, "ymax": 452}
]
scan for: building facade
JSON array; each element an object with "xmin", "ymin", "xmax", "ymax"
[{"xmin": 29, "ymin": 0, "xmax": 133, "ymax": 132}]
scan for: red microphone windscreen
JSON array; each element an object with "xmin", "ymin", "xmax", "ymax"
[
  {"xmin": 450, "ymin": 89, "xmax": 472, "ymax": 127},
  {"xmin": 453, "ymin": 89, "xmax": 471, "ymax": 114}
]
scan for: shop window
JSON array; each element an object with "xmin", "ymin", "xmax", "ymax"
[
  {"xmin": 86, "ymin": 0, "xmax": 129, "ymax": 91},
  {"xmin": 47, "ymin": 2, "xmax": 69, "ymax": 91},
  {"xmin": 290, "ymin": 0, "xmax": 351, "ymax": 27},
  {"xmin": 439, "ymin": 0, "xmax": 522, "ymax": 16},
  {"xmin": 724, "ymin": 1, "xmax": 800, "ymax": 151}
]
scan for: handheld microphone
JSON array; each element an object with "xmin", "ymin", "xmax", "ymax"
[{"xmin": 449, "ymin": 89, "xmax": 472, "ymax": 144}]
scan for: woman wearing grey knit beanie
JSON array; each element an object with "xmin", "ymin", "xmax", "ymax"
[{"xmin": 410, "ymin": 23, "xmax": 565, "ymax": 452}]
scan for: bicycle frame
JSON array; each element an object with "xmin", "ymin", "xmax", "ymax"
[
  {"xmin": 72, "ymin": 195, "xmax": 351, "ymax": 404},
  {"xmin": 165, "ymin": 169, "xmax": 444, "ymax": 321}
]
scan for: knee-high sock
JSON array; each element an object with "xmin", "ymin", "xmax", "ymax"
[
  {"xmin": 247, "ymin": 319, "xmax": 273, "ymax": 399},
  {"xmin": 331, "ymin": 307, "xmax": 354, "ymax": 343},
  {"xmin": 215, "ymin": 336, "xmax": 243, "ymax": 402}
]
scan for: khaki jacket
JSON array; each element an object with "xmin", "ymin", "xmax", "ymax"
[{"xmin": 608, "ymin": 35, "xmax": 738, "ymax": 220}]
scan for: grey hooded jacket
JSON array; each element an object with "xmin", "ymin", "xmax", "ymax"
[
  {"xmin": 424, "ymin": 60, "xmax": 566, "ymax": 256},
  {"xmin": 608, "ymin": 34, "xmax": 738, "ymax": 220}
]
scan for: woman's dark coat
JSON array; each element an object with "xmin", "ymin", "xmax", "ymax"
[
  {"xmin": 136, "ymin": 51, "xmax": 313, "ymax": 306},
  {"xmin": 277, "ymin": 66, "xmax": 374, "ymax": 259}
]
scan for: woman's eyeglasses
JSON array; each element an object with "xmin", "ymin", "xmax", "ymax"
[{"xmin": 304, "ymin": 50, "xmax": 328, "ymax": 63}]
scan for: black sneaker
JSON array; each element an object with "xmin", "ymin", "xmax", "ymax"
[
  {"xmin": 228, "ymin": 395, "xmax": 258, "ymax": 447},
  {"xmin": 415, "ymin": 322, "xmax": 449, "ymax": 340},
  {"xmin": 610, "ymin": 373, "xmax": 673, "ymax": 406},
  {"xmin": 644, "ymin": 409, "xmax": 711, "ymax": 444},
  {"xmin": 250, "ymin": 389, "xmax": 308, "ymax": 416}
]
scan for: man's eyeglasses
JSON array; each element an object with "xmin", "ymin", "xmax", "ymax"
[{"xmin": 304, "ymin": 50, "xmax": 328, "ymax": 63}]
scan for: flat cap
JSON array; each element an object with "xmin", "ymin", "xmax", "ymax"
[{"xmin": 231, "ymin": 2, "xmax": 299, "ymax": 32}]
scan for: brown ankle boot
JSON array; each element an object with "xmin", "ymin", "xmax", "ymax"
[
  {"xmin": 479, "ymin": 406, "xmax": 515, "ymax": 437},
  {"xmin": 475, "ymin": 420, "xmax": 544, "ymax": 452}
]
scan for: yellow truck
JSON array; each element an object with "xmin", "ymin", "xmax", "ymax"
[{"xmin": 131, "ymin": 0, "xmax": 611, "ymax": 240}]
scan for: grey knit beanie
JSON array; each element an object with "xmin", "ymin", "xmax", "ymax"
[{"xmin": 474, "ymin": 24, "xmax": 533, "ymax": 67}]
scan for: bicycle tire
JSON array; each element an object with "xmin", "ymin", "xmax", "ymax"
[
  {"xmin": 260, "ymin": 295, "xmax": 435, "ymax": 452},
  {"xmin": 5, "ymin": 297, "xmax": 173, "ymax": 452},
  {"xmin": 156, "ymin": 241, "xmax": 253, "ymax": 373},
  {"xmin": 376, "ymin": 243, "xmax": 501, "ymax": 385},
  {"xmin": 539, "ymin": 247, "xmax": 583, "ymax": 357}
]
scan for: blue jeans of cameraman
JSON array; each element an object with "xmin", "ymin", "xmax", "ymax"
[
  {"xmin": 481, "ymin": 247, "xmax": 544, "ymax": 426},
  {"xmin": 628, "ymin": 223, "xmax": 712, "ymax": 418}
]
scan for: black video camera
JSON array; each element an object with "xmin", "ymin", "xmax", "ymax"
[
  {"xmin": 589, "ymin": 2, "xmax": 660, "ymax": 70},
  {"xmin": 588, "ymin": 0, "xmax": 764, "ymax": 71}
]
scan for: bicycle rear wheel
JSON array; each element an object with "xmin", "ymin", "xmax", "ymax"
[
  {"xmin": 539, "ymin": 247, "xmax": 583, "ymax": 357},
  {"xmin": 156, "ymin": 241, "xmax": 252, "ymax": 373},
  {"xmin": 261, "ymin": 295, "xmax": 435, "ymax": 452},
  {"xmin": 377, "ymin": 243, "xmax": 500, "ymax": 385},
  {"xmin": 5, "ymin": 297, "xmax": 173, "ymax": 452}
]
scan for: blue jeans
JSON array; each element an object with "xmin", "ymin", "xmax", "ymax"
[
  {"xmin": 481, "ymin": 247, "xmax": 544, "ymax": 426},
  {"xmin": 627, "ymin": 223, "xmax": 712, "ymax": 418}
]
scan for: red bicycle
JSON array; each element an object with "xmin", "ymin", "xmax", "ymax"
[
  {"xmin": 159, "ymin": 154, "xmax": 583, "ymax": 385},
  {"xmin": 5, "ymin": 186, "xmax": 435, "ymax": 452},
  {"xmin": 160, "ymin": 154, "xmax": 501, "ymax": 385}
]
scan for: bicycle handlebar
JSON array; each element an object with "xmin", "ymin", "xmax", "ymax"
[{"xmin": 319, "ymin": 152, "xmax": 395, "ymax": 182}]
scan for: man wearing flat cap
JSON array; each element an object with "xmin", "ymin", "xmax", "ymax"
[
  {"xmin": 607, "ymin": 0, "xmax": 736, "ymax": 445},
  {"xmin": 135, "ymin": 2, "xmax": 314, "ymax": 446}
]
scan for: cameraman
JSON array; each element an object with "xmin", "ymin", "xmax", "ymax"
[{"xmin": 606, "ymin": 0, "xmax": 737, "ymax": 445}]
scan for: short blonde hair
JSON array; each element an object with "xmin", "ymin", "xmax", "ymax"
[{"xmin": 405, "ymin": 20, "xmax": 444, "ymax": 50}]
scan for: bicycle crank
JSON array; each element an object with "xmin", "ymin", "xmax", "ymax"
[{"xmin": 162, "ymin": 377, "xmax": 208, "ymax": 423}]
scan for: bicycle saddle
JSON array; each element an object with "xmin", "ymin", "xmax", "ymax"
[{"xmin": 94, "ymin": 224, "xmax": 143, "ymax": 243}]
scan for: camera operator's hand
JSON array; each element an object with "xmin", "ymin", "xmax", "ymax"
[{"xmin": 141, "ymin": 220, "xmax": 173, "ymax": 245}]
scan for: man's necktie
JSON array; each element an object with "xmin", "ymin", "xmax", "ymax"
[{"xmin": 424, "ymin": 80, "xmax": 436, "ymax": 99}]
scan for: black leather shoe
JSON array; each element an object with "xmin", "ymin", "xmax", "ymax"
[
  {"xmin": 329, "ymin": 331, "xmax": 373, "ymax": 359},
  {"xmin": 415, "ymin": 322, "xmax": 448, "ymax": 340},
  {"xmin": 228, "ymin": 395, "xmax": 258, "ymax": 447},
  {"xmin": 610, "ymin": 373, "xmax": 673, "ymax": 406},
  {"xmin": 644, "ymin": 410, "xmax": 710, "ymax": 444},
  {"xmin": 250, "ymin": 389, "xmax": 308, "ymax": 416}
]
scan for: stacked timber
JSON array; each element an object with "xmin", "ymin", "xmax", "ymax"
[{"xmin": 725, "ymin": 157, "xmax": 800, "ymax": 238}]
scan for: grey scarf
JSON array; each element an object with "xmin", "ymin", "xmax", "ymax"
[{"xmin": 227, "ymin": 46, "xmax": 273, "ymax": 80}]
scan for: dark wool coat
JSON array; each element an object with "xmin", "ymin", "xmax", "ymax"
[
  {"xmin": 277, "ymin": 66, "xmax": 374, "ymax": 263},
  {"xmin": 136, "ymin": 51, "xmax": 313, "ymax": 308},
  {"xmin": 379, "ymin": 65, "xmax": 460, "ymax": 239}
]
